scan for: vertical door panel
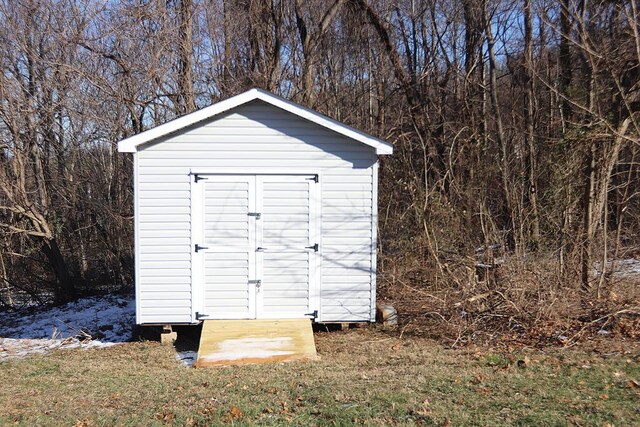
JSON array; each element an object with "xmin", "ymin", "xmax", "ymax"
[
  {"xmin": 201, "ymin": 176, "xmax": 256, "ymax": 319},
  {"xmin": 257, "ymin": 176, "xmax": 317, "ymax": 317}
]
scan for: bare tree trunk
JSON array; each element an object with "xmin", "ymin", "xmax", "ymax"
[
  {"xmin": 484, "ymin": 4, "xmax": 516, "ymax": 252},
  {"xmin": 524, "ymin": 0, "xmax": 540, "ymax": 250},
  {"xmin": 559, "ymin": 0, "xmax": 573, "ymax": 126},
  {"xmin": 177, "ymin": 0, "xmax": 196, "ymax": 114}
]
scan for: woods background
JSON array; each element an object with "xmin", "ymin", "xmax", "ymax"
[{"xmin": 1, "ymin": 0, "xmax": 638, "ymax": 344}]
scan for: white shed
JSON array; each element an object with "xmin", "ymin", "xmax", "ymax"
[{"xmin": 118, "ymin": 88, "xmax": 393, "ymax": 325}]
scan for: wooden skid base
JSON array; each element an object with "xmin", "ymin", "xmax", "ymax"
[{"xmin": 195, "ymin": 319, "xmax": 318, "ymax": 367}]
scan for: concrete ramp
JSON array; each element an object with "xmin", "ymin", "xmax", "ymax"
[{"xmin": 195, "ymin": 319, "xmax": 318, "ymax": 367}]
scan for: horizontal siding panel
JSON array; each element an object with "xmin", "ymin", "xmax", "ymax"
[
  {"xmin": 323, "ymin": 183, "xmax": 371, "ymax": 192},
  {"xmin": 322, "ymin": 214, "xmax": 371, "ymax": 222},
  {"xmin": 138, "ymin": 276, "xmax": 191, "ymax": 285},
  {"xmin": 139, "ymin": 237, "xmax": 191, "ymax": 245},
  {"xmin": 263, "ymin": 281, "xmax": 308, "ymax": 289},
  {"xmin": 263, "ymin": 300, "xmax": 309, "ymax": 307},
  {"xmin": 205, "ymin": 275, "xmax": 249, "ymax": 284},
  {"xmin": 139, "ymin": 268, "xmax": 190, "ymax": 277},
  {"xmin": 323, "ymin": 206, "xmax": 371, "ymax": 216},
  {"xmin": 206, "ymin": 299, "xmax": 249, "ymax": 308},
  {"xmin": 139, "ymin": 221, "xmax": 190, "ymax": 230},
  {"xmin": 139, "ymin": 160, "xmax": 374, "ymax": 171},
  {"xmin": 139, "ymin": 158, "xmax": 373, "ymax": 168},
  {"xmin": 141, "ymin": 151, "xmax": 372, "ymax": 161},
  {"xmin": 322, "ymin": 261, "xmax": 371, "ymax": 271},
  {"xmin": 138, "ymin": 245, "xmax": 190, "ymax": 254},
  {"xmin": 139, "ymin": 198, "xmax": 189, "ymax": 207},
  {"xmin": 321, "ymin": 307, "xmax": 371, "ymax": 320},
  {"xmin": 323, "ymin": 229, "xmax": 371, "ymax": 238},
  {"xmin": 138, "ymin": 182, "xmax": 190, "ymax": 191},
  {"xmin": 323, "ymin": 298, "xmax": 371, "ymax": 307},
  {"xmin": 138, "ymin": 252, "xmax": 191, "ymax": 262},
  {"xmin": 321, "ymin": 290, "xmax": 371, "ymax": 298},
  {"xmin": 138, "ymin": 174, "xmax": 191, "ymax": 183},
  {"xmin": 261, "ymin": 290, "xmax": 308, "ymax": 298},
  {"xmin": 324, "ymin": 191, "xmax": 372, "ymax": 199},
  {"xmin": 139, "ymin": 215, "xmax": 190, "ymax": 224},
  {"xmin": 204, "ymin": 117, "xmax": 323, "ymax": 128},
  {"xmin": 140, "ymin": 315, "xmax": 192, "ymax": 324},
  {"xmin": 139, "ymin": 288, "xmax": 192, "ymax": 298},
  {"xmin": 139, "ymin": 307, "xmax": 191, "ymax": 316},
  {"xmin": 139, "ymin": 206, "xmax": 190, "ymax": 215},
  {"xmin": 183, "ymin": 127, "xmax": 335, "ymax": 138},
  {"xmin": 138, "ymin": 229, "xmax": 189, "ymax": 238},
  {"xmin": 139, "ymin": 190, "xmax": 190, "ymax": 199},
  {"xmin": 323, "ymin": 268, "xmax": 372, "ymax": 276},
  {"xmin": 204, "ymin": 283, "xmax": 250, "ymax": 291},
  {"xmin": 140, "ymin": 260, "xmax": 190, "ymax": 269},
  {"xmin": 205, "ymin": 290, "xmax": 248, "ymax": 299},
  {"xmin": 140, "ymin": 299, "xmax": 191, "ymax": 308},
  {"xmin": 323, "ymin": 236, "xmax": 372, "ymax": 246},
  {"xmin": 323, "ymin": 250, "xmax": 372, "ymax": 256},
  {"xmin": 322, "ymin": 276, "xmax": 371, "ymax": 285},
  {"xmin": 322, "ymin": 221, "xmax": 371, "ymax": 231},
  {"xmin": 146, "ymin": 140, "xmax": 371, "ymax": 152}
]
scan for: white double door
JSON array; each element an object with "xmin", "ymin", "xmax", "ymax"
[{"xmin": 193, "ymin": 174, "xmax": 319, "ymax": 320}]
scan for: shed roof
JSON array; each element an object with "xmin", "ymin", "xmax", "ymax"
[{"xmin": 117, "ymin": 88, "xmax": 393, "ymax": 155}]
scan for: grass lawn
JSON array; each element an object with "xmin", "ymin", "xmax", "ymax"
[{"xmin": 0, "ymin": 328, "xmax": 638, "ymax": 426}]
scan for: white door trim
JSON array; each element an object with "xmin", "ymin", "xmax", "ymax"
[{"xmin": 190, "ymin": 171, "xmax": 321, "ymax": 322}]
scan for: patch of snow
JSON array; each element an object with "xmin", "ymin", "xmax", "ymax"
[
  {"xmin": 176, "ymin": 350, "xmax": 198, "ymax": 367},
  {"xmin": 593, "ymin": 258, "xmax": 640, "ymax": 278},
  {"xmin": 0, "ymin": 294, "xmax": 135, "ymax": 362}
]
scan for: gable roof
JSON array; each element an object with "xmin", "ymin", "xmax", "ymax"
[{"xmin": 117, "ymin": 88, "xmax": 393, "ymax": 155}]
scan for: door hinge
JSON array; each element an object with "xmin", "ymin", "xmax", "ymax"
[
  {"xmin": 194, "ymin": 244, "xmax": 209, "ymax": 252},
  {"xmin": 305, "ymin": 243, "xmax": 319, "ymax": 252},
  {"xmin": 193, "ymin": 174, "xmax": 208, "ymax": 183},
  {"xmin": 195, "ymin": 312, "xmax": 210, "ymax": 320},
  {"xmin": 306, "ymin": 174, "xmax": 319, "ymax": 183},
  {"xmin": 248, "ymin": 212, "xmax": 261, "ymax": 219},
  {"xmin": 305, "ymin": 310, "xmax": 318, "ymax": 320}
]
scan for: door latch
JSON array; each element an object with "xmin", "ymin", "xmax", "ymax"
[
  {"xmin": 256, "ymin": 247, "xmax": 267, "ymax": 252},
  {"xmin": 305, "ymin": 243, "xmax": 319, "ymax": 252},
  {"xmin": 248, "ymin": 279, "xmax": 261, "ymax": 289},
  {"xmin": 194, "ymin": 244, "xmax": 209, "ymax": 252},
  {"xmin": 248, "ymin": 212, "xmax": 261, "ymax": 219}
]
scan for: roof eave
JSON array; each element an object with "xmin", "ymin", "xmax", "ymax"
[{"xmin": 117, "ymin": 88, "xmax": 393, "ymax": 155}]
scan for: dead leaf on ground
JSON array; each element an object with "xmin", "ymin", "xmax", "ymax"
[
  {"xmin": 226, "ymin": 406, "xmax": 243, "ymax": 420},
  {"xmin": 628, "ymin": 379, "xmax": 640, "ymax": 389},
  {"xmin": 155, "ymin": 412, "xmax": 175, "ymax": 421}
]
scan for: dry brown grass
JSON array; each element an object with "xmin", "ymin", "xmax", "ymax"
[{"xmin": 0, "ymin": 328, "xmax": 638, "ymax": 426}]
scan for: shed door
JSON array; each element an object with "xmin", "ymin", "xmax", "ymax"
[
  {"xmin": 193, "ymin": 174, "xmax": 319, "ymax": 320},
  {"xmin": 199, "ymin": 176, "xmax": 256, "ymax": 319},
  {"xmin": 257, "ymin": 175, "xmax": 318, "ymax": 318}
]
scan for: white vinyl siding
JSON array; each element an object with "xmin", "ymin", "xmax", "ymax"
[{"xmin": 135, "ymin": 100, "xmax": 376, "ymax": 324}]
